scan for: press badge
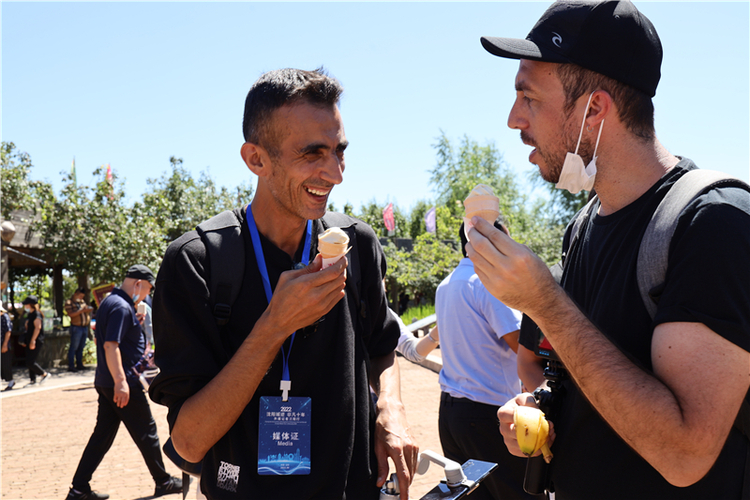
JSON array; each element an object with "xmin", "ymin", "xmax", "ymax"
[{"xmin": 258, "ymin": 396, "xmax": 311, "ymax": 475}]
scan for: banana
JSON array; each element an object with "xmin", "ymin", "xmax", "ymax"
[{"xmin": 513, "ymin": 406, "xmax": 553, "ymax": 463}]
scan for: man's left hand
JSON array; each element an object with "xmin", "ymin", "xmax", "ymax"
[{"xmin": 375, "ymin": 402, "xmax": 419, "ymax": 500}]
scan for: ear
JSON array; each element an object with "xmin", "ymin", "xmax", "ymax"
[
  {"xmin": 241, "ymin": 142, "xmax": 269, "ymax": 177},
  {"xmin": 585, "ymin": 90, "xmax": 612, "ymax": 128}
]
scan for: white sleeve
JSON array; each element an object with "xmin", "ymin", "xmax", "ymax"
[{"xmin": 390, "ymin": 308, "xmax": 426, "ymax": 363}]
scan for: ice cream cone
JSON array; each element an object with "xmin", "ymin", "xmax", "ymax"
[
  {"xmin": 463, "ymin": 184, "xmax": 501, "ymax": 240},
  {"xmin": 318, "ymin": 227, "xmax": 350, "ymax": 268},
  {"xmin": 464, "ymin": 196, "xmax": 500, "ymax": 223}
]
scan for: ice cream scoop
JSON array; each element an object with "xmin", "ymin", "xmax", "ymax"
[
  {"xmin": 318, "ymin": 227, "xmax": 349, "ymax": 258},
  {"xmin": 463, "ymin": 184, "xmax": 500, "ymax": 223},
  {"xmin": 462, "ymin": 184, "xmax": 501, "ymax": 241},
  {"xmin": 318, "ymin": 227, "xmax": 350, "ymax": 270}
]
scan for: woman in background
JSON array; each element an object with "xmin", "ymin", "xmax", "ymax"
[{"xmin": 21, "ymin": 296, "xmax": 49, "ymax": 385}]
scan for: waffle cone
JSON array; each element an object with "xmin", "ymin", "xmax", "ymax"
[
  {"xmin": 464, "ymin": 195, "xmax": 500, "ymax": 223},
  {"xmin": 318, "ymin": 241, "xmax": 348, "ymax": 259},
  {"xmin": 466, "ymin": 209, "xmax": 500, "ymax": 223}
]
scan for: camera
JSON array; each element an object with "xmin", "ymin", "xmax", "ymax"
[{"xmin": 521, "ymin": 318, "xmax": 570, "ymax": 496}]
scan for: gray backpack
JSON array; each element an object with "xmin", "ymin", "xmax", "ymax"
[{"xmin": 565, "ymin": 169, "xmax": 750, "ymax": 319}]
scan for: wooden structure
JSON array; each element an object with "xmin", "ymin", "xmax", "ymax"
[{"xmin": 1, "ymin": 209, "xmax": 64, "ymax": 317}]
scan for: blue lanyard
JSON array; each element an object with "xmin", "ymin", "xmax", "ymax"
[{"xmin": 246, "ymin": 204, "xmax": 312, "ymax": 394}]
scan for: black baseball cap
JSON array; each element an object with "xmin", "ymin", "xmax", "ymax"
[
  {"xmin": 22, "ymin": 295, "xmax": 38, "ymax": 305},
  {"xmin": 125, "ymin": 265, "xmax": 156, "ymax": 287},
  {"xmin": 481, "ymin": 0, "xmax": 662, "ymax": 97}
]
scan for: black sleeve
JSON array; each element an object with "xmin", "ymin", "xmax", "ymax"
[
  {"xmin": 518, "ymin": 314, "xmax": 539, "ymax": 352},
  {"xmin": 654, "ymin": 187, "xmax": 750, "ymax": 352},
  {"xmin": 148, "ymin": 232, "xmax": 229, "ymax": 430},
  {"xmin": 353, "ymin": 219, "xmax": 400, "ymax": 359}
]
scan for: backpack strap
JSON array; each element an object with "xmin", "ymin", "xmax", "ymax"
[
  {"xmin": 637, "ymin": 170, "xmax": 750, "ymax": 319},
  {"xmin": 321, "ymin": 212, "xmax": 365, "ymax": 321},
  {"xmin": 196, "ymin": 209, "xmax": 245, "ymax": 326}
]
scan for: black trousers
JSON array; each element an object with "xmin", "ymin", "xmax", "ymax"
[
  {"xmin": 439, "ymin": 392, "xmax": 546, "ymax": 500},
  {"xmin": 25, "ymin": 339, "xmax": 45, "ymax": 381},
  {"xmin": 1, "ymin": 349, "xmax": 13, "ymax": 381},
  {"xmin": 71, "ymin": 385, "xmax": 170, "ymax": 492}
]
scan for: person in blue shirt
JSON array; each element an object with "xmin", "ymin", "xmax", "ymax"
[
  {"xmin": 66, "ymin": 265, "xmax": 182, "ymax": 500},
  {"xmin": 435, "ymin": 220, "xmax": 543, "ymax": 500}
]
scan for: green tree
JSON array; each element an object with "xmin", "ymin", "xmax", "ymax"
[
  {"xmin": 406, "ymin": 200, "xmax": 431, "ymax": 240},
  {"xmin": 429, "ymin": 132, "xmax": 567, "ymax": 267},
  {"xmin": 141, "ymin": 158, "xmax": 254, "ymax": 243},
  {"xmin": 1, "ymin": 142, "xmax": 54, "ymax": 220},
  {"xmin": 430, "ymin": 131, "xmax": 520, "ymax": 220},
  {"xmin": 527, "ymin": 169, "xmax": 590, "ymax": 226},
  {"xmin": 384, "ymin": 233, "xmax": 461, "ymax": 305},
  {"xmin": 41, "ymin": 166, "xmax": 166, "ymax": 287},
  {"xmin": 355, "ymin": 201, "xmax": 409, "ymax": 238}
]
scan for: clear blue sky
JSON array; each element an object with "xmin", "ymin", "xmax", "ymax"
[{"xmin": 3, "ymin": 1, "xmax": 749, "ymax": 214}]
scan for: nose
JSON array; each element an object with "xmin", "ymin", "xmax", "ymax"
[
  {"xmin": 507, "ymin": 95, "xmax": 528, "ymax": 131},
  {"xmin": 320, "ymin": 151, "xmax": 344, "ymax": 186}
]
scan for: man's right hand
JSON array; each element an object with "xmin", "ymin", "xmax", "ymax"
[
  {"xmin": 497, "ymin": 393, "xmax": 555, "ymax": 458},
  {"xmin": 113, "ymin": 379, "xmax": 130, "ymax": 408},
  {"xmin": 265, "ymin": 254, "xmax": 348, "ymax": 337}
]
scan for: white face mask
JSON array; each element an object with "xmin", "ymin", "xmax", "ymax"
[{"xmin": 556, "ymin": 92, "xmax": 604, "ymax": 194}]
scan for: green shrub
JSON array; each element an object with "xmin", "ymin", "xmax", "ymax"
[{"xmin": 400, "ymin": 303, "xmax": 435, "ymax": 323}]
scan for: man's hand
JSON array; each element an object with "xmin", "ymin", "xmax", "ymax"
[
  {"xmin": 113, "ymin": 379, "xmax": 130, "ymax": 408},
  {"xmin": 497, "ymin": 393, "xmax": 556, "ymax": 458},
  {"xmin": 370, "ymin": 353, "xmax": 419, "ymax": 500},
  {"xmin": 29, "ymin": 340, "xmax": 36, "ymax": 350},
  {"xmin": 265, "ymin": 254, "xmax": 347, "ymax": 336},
  {"xmin": 466, "ymin": 217, "xmax": 560, "ymax": 316},
  {"xmin": 1, "ymin": 343, "xmax": 8, "ymax": 354},
  {"xmin": 374, "ymin": 401, "xmax": 419, "ymax": 500}
]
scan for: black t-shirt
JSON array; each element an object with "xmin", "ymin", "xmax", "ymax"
[
  {"xmin": 545, "ymin": 160, "xmax": 750, "ymax": 499},
  {"xmin": 150, "ymin": 208, "xmax": 399, "ymax": 499},
  {"xmin": 24, "ymin": 310, "xmax": 44, "ymax": 344}
]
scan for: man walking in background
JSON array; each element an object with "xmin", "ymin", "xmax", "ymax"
[
  {"xmin": 67, "ymin": 265, "xmax": 182, "ymax": 500},
  {"xmin": 64, "ymin": 287, "xmax": 92, "ymax": 371}
]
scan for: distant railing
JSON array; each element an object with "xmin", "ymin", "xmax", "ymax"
[{"xmin": 405, "ymin": 314, "xmax": 437, "ymax": 337}]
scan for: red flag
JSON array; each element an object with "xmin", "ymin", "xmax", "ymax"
[
  {"xmin": 106, "ymin": 163, "xmax": 114, "ymax": 200},
  {"xmin": 382, "ymin": 203, "xmax": 395, "ymax": 232}
]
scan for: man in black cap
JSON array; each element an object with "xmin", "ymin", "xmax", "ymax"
[
  {"xmin": 469, "ymin": 1, "xmax": 750, "ymax": 498},
  {"xmin": 67, "ymin": 265, "xmax": 183, "ymax": 500},
  {"xmin": 64, "ymin": 287, "xmax": 93, "ymax": 371}
]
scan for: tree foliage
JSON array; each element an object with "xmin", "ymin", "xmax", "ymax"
[
  {"xmin": 41, "ymin": 166, "xmax": 166, "ymax": 286},
  {"xmin": 526, "ymin": 169, "xmax": 590, "ymax": 226},
  {"xmin": 383, "ymin": 234, "xmax": 461, "ymax": 305},
  {"xmin": 141, "ymin": 157, "xmax": 254, "ymax": 244},
  {"xmin": 354, "ymin": 200, "xmax": 409, "ymax": 238},
  {"xmin": 2, "ymin": 146, "xmax": 255, "ymax": 290},
  {"xmin": 430, "ymin": 131, "xmax": 520, "ymax": 220},
  {"xmin": 1, "ymin": 142, "xmax": 54, "ymax": 220}
]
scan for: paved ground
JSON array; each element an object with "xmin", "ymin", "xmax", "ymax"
[{"xmin": 1, "ymin": 351, "xmax": 448, "ymax": 500}]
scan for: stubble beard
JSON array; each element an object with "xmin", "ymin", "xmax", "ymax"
[{"xmin": 523, "ymin": 120, "xmax": 596, "ymax": 185}]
